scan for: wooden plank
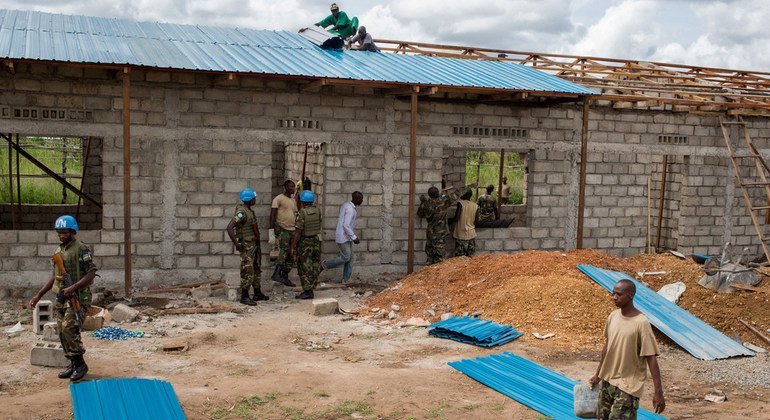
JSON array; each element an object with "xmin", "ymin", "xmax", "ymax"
[
  {"xmin": 730, "ymin": 283, "xmax": 770, "ymax": 294},
  {"xmin": 738, "ymin": 319, "xmax": 770, "ymax": 347}
]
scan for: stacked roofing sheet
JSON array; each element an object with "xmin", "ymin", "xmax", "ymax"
[
  {"xmin": 70, "ymin": 378, "xmax": 185, "ymax": 420},
  {"xmin": 427, "ymin": 316, "xmax": 523, "ymax": 347},
  {"xmin": 578, "ymin": 264, "xmax": 755, "ymax": 360},
  {"xmin": 0, "ymin": 9, "xmax": 595, "ymax": 95},
  {"xmin": 449, "ymin": 352, "xmax": 666, "ymax": 420}
]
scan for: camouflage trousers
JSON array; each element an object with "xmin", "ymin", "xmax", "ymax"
[
  {"xmin": 275, "ymin": 225, "xmax": 295, "ymax": 271},
  {"xmin": 240, "ymin": 242, "xmax": 262, "ymax": 292},
  {"xmin": 296, "ymin": 236, "xmax": 321, "ymax": 292},
  {"xmin": 597, "ymin": 381, "xmax": 639, "ymax": 420},
  {"xmin": 425, "ymin": 236, "xmax": 446, "ymax": 265},
  {"xmin": 478, "ymin": 212, "xmax": 496, "ymax": 223},
  {"xmin": 55, "ymin": 301, "xmax": 85, "ymax": 357},
  {"xmin": 454, "ymin": 238, "xmax": 476, "ymax": 257}
]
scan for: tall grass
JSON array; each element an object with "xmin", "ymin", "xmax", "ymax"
[
  {"xmin": 465, "ymin": 151, "xmax": 525, "ymax": 204},
  {"xmin": 0, "ymin": 137, "xmax": 83, "ymax": 204}
]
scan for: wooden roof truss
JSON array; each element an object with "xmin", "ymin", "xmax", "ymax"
[{"xmin": 376, "ymin": 39, "xmax": 770, "ymax": 115}]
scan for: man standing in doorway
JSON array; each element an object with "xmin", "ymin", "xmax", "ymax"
[
  {"xmin": 270, "ymin": 180, "xmax": 298, "ymax": 287},
  {"xmin": 451, "ymin": 188, "xmax": 478, "ymax": 257},
  {"xmin": 322, "ymin": 191, "xmax": 363, "ymax": 282},
  {"xmin": 28, "ymin": 215, "xmax": 96, "ymax": 382},
  {"xmin": 227, "ymin": 188, "xmax": 269, "ymax": 306},
  {"xmin": 590, "ymin": 279, "xmax": 666, "ymax": 418}
]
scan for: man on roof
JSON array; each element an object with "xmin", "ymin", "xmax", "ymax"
[
  {"xmin": 347, "ymin": 26, "xmax": 380, "ymax": 52},
  {"xmin": 315, "ymin": 3, "xmax": 358, "ymax": 38}
]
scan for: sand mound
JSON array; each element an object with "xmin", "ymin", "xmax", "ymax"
[{"xmin": 364, "ymin": 250, "xmax": 770, "ymax": 350}]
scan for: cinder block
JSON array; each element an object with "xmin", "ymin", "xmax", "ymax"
[
  {"xmin": 30, "ymin": 341, "xmax": 69, "ymax": 367},
  {"xmin": 42, "ymin": 322, "xmax": 58, "ymax": 342},
  {"xmin": 33, "ymin": 300, "xmax": 53, "ymax": 334},
  {"xmin": 312, "ymin": 298, "xmax": 339, "ymax": 316},
  {"xmin": 111, "ymin": 303, "xmax": 140, "ymax": 323}
]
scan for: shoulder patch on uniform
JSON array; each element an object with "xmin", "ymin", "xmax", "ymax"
[
  {"xmin": 235, "ymin": 211, "xmax": 246, "ymax": 221},
  {"xmin": 81, "ymin": 248, "xmax": 93, "ymax": 262}
]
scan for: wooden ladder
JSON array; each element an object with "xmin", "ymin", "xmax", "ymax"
[{"xmin": 720, "ymin": 117, "xmax": 770, "ymax": 263}]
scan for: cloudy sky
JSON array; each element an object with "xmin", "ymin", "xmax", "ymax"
[{"xmin": 1, "ymin": 0, "xmax": 767, "ymax": 71}]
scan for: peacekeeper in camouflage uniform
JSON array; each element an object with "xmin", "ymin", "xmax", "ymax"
[
  {"xmin": 290, "ymin": 190, "xmax": 322, "ymax": 300},
  {"xmin": 227, "ymin": 188, "xmax": 268, "ymax": 306},
  {"xmin": 476, "ymin": 184, "xmax": 498, "ymax": 223},
  {"xmin": 417, "ymin": 186, "xmax": 453, "ymax": 265},
  {"xmin": 28, "ymin": 215, "xmax": 97, "ymax": 382}
]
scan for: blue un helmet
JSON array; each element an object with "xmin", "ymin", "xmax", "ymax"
[
  {"xmin": 300, "ymin": 190, "xmax": 315, "ymax": 203},
  {"xmin": 239, "ymin": 188, "xmax": 257, "ymax": 203},
  {"xmin": 54, "ymin": 215, "xmax": 79, "ymax": 231}
]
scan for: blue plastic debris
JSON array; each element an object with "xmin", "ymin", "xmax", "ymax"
[
  {"xmin": 91, "ymin": 326, "xmax": 144, "ymax": 340},
  {"xmin": 449, "ymin": 352, "xmax": 666, "ymax": 420},
  {"xmin": 71, "ymin": 378, "xmax": 185, "ymax": 420},
  {"xmin": 578, "ymin": 264, "xmax": 754, "ymax": 360},
  {"xmin": 426, "ymin": 316, "xmax": 522, "ymax": 347},
  {"xmin": 689, "ymin": 253, "xmax": 712, "ymax": 264}
]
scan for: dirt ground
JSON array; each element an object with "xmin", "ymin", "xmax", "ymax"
[{"xmin": 1, "ymin": 254, "xmax": 769, "ymax": 419}]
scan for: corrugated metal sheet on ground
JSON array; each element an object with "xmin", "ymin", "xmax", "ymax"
[
  {"xmin": 70, "ymin": 378, "xmax": 185, "ymax": 420},
  {"xmin": 578, "ymin": 265, "xmax": 755, "ymax": 360},
  {"xmin": 449, "ymin": 352, "xmax": 666, "ymax": 420},
  {"xmin": 0, "ymin": 9, "xmax": 595, "ymax": 95},
  {"xmin": 427, "ymin": 316, "xmax": 522, "ymax": 347}
]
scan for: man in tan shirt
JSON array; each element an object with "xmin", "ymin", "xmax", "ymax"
[
  {"xmin": 590, "ymin": 279, "xmax": 665, "ymax": 418},
  {"xmin": 500, "ymin": 176, "xmax": 512, "ymax": 204},
  {"xmin": 450, "ymin": 188, "xmax": 478, "ymax": 257},
  {"xmin": 270, "ymin": 180, "xmax": 298, "ymax": 287}
]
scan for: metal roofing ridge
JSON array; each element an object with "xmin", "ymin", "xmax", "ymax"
[{"xmin": 577, "ymin": 264, "xmax": 754, "ymax": 360}]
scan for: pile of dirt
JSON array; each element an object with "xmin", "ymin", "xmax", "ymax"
[{"xmin": 364, "ymin": 250, "xmax": 770, "ymax": 350}]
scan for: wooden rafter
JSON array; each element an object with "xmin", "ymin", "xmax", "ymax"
[{"xmin": 375, "ymin": 38, "xmax": 770, "ymax": 115}]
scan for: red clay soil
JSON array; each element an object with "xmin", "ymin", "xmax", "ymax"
[{"xmin": 364, "ymin": 250, "xmax": 770, "ymax": 351}]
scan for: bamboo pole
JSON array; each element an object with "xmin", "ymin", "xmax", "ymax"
[
  {"xmin": 7, "ymin": 135, "xmax": 16, "ymax": 229},
  {"xmin": 15, "ymin": 134, "xmax": 20, "ymax": 214},
  {"xmin": 406, "ymin": 86, "xmax": 419, "ymax": 274},
  {"xmin": 576, "ymin": 100, "xmax": 590, "ymax": 249},
  {"xmin": 123, "ymin": 68, "xmax": 133, "ymax": 299},
  {"xmin": 497, "ymin": 148, "xmax": 505, "ymax": 219},
  {"xmin": 656, "ymin": 155, "xmax": 669, "ymax": 251},
  {"xmin": 76, "ymin": 137, "xmax": 93, "ymax": 219}
]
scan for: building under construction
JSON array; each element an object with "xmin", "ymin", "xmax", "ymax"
[{"xmin": 1, "ymin": 9, "xmax": 770, "ymax": 295}]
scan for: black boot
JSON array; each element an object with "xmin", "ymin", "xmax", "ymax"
[
  {"xmin": 252, "ymin": 288, "xmax": 269, "ymax": 301},
  {"xmin": 240, "ymin": 290, "xmax": 256, "ymax": 306},
  {"xmin": 271, "ymin": 265, "xmax": 284, "ymax": 282},
  {"xmin": 58, "ymin": 357, "xmax": 74, "ymax": 379},
  {"xmin": 69, "ymin": 355, "xmax": 88, "ymax": 382},
  {"xmin": 295, "ymin": 290, "xmax": 314, "ymax": 300}
]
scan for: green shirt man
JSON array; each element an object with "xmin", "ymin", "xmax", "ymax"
[{"xmin": 316, "ymin": 3, "xmax": 357, "ymax": 38}]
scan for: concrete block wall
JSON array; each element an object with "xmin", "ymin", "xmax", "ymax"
[{"xmin": 3, "ymin": 61, "xmax": 770, "ymax": 288}]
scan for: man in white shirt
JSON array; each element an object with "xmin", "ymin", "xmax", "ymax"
[{"xmin": 322, "ymin": 191, "xmax": 363, "ymax": 282}]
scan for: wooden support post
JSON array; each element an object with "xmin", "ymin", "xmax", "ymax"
[
  {"xmin": 576, "ymin": 100, "xmax": 590, "ymax": 249},
  {"xmin": 7, "ymin": 134, "xmax": 16, "ymax": 229},
  {"xmin": 76, "ymin": 137, "xmax": 92, "ymax": 219},
  {"xmin": 407, "ymin": 86, "xmax": 419, "ymax": 274},
  {"xmin": 497, "ymin": 148, "xmax": 505, "ymax": 219},
  {"xmin": 15, "ymin": 134, "xmax": 20, "ymax": 214},
  {"xmin": 122, "ymin": 68, "xmax": 133, "ymax": 299},
  {"xmin": 656, "ymin": 155, "xmax": 669, "ymax": 251}
]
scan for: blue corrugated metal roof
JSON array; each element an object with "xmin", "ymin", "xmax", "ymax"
[
  {"xmin": 578, "ymin": 265, "xmax": 755, "ymax": 360},
  {"xmin": 70, "ymin": 378, "xmax": 186, "ymax": 420},
  {"xmin": 0, "ymin": 9, "xmax": 595, "ymax": 95},
  {"xmin": 449, "ymin": 352, "xmax": 666, "ymax": 420},
  {"xmin": 427, "ymin": 316, "xmax": 522, "ymax": 347}
]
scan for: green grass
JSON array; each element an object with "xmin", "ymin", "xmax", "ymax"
[
  {"xmin": 0, "ymin": 136, "xmax": 84, "ymax": 204},
  {"xmin": 333, "ymin": 400, "xmax": 374, "ymax": 416},
  {"xmin": 465, "ymin": 151, "xmax": 525, "ymax": 204},
  {"xmin": 208, "ymin": 393, "xmax": 278, "ymax": 419}
]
